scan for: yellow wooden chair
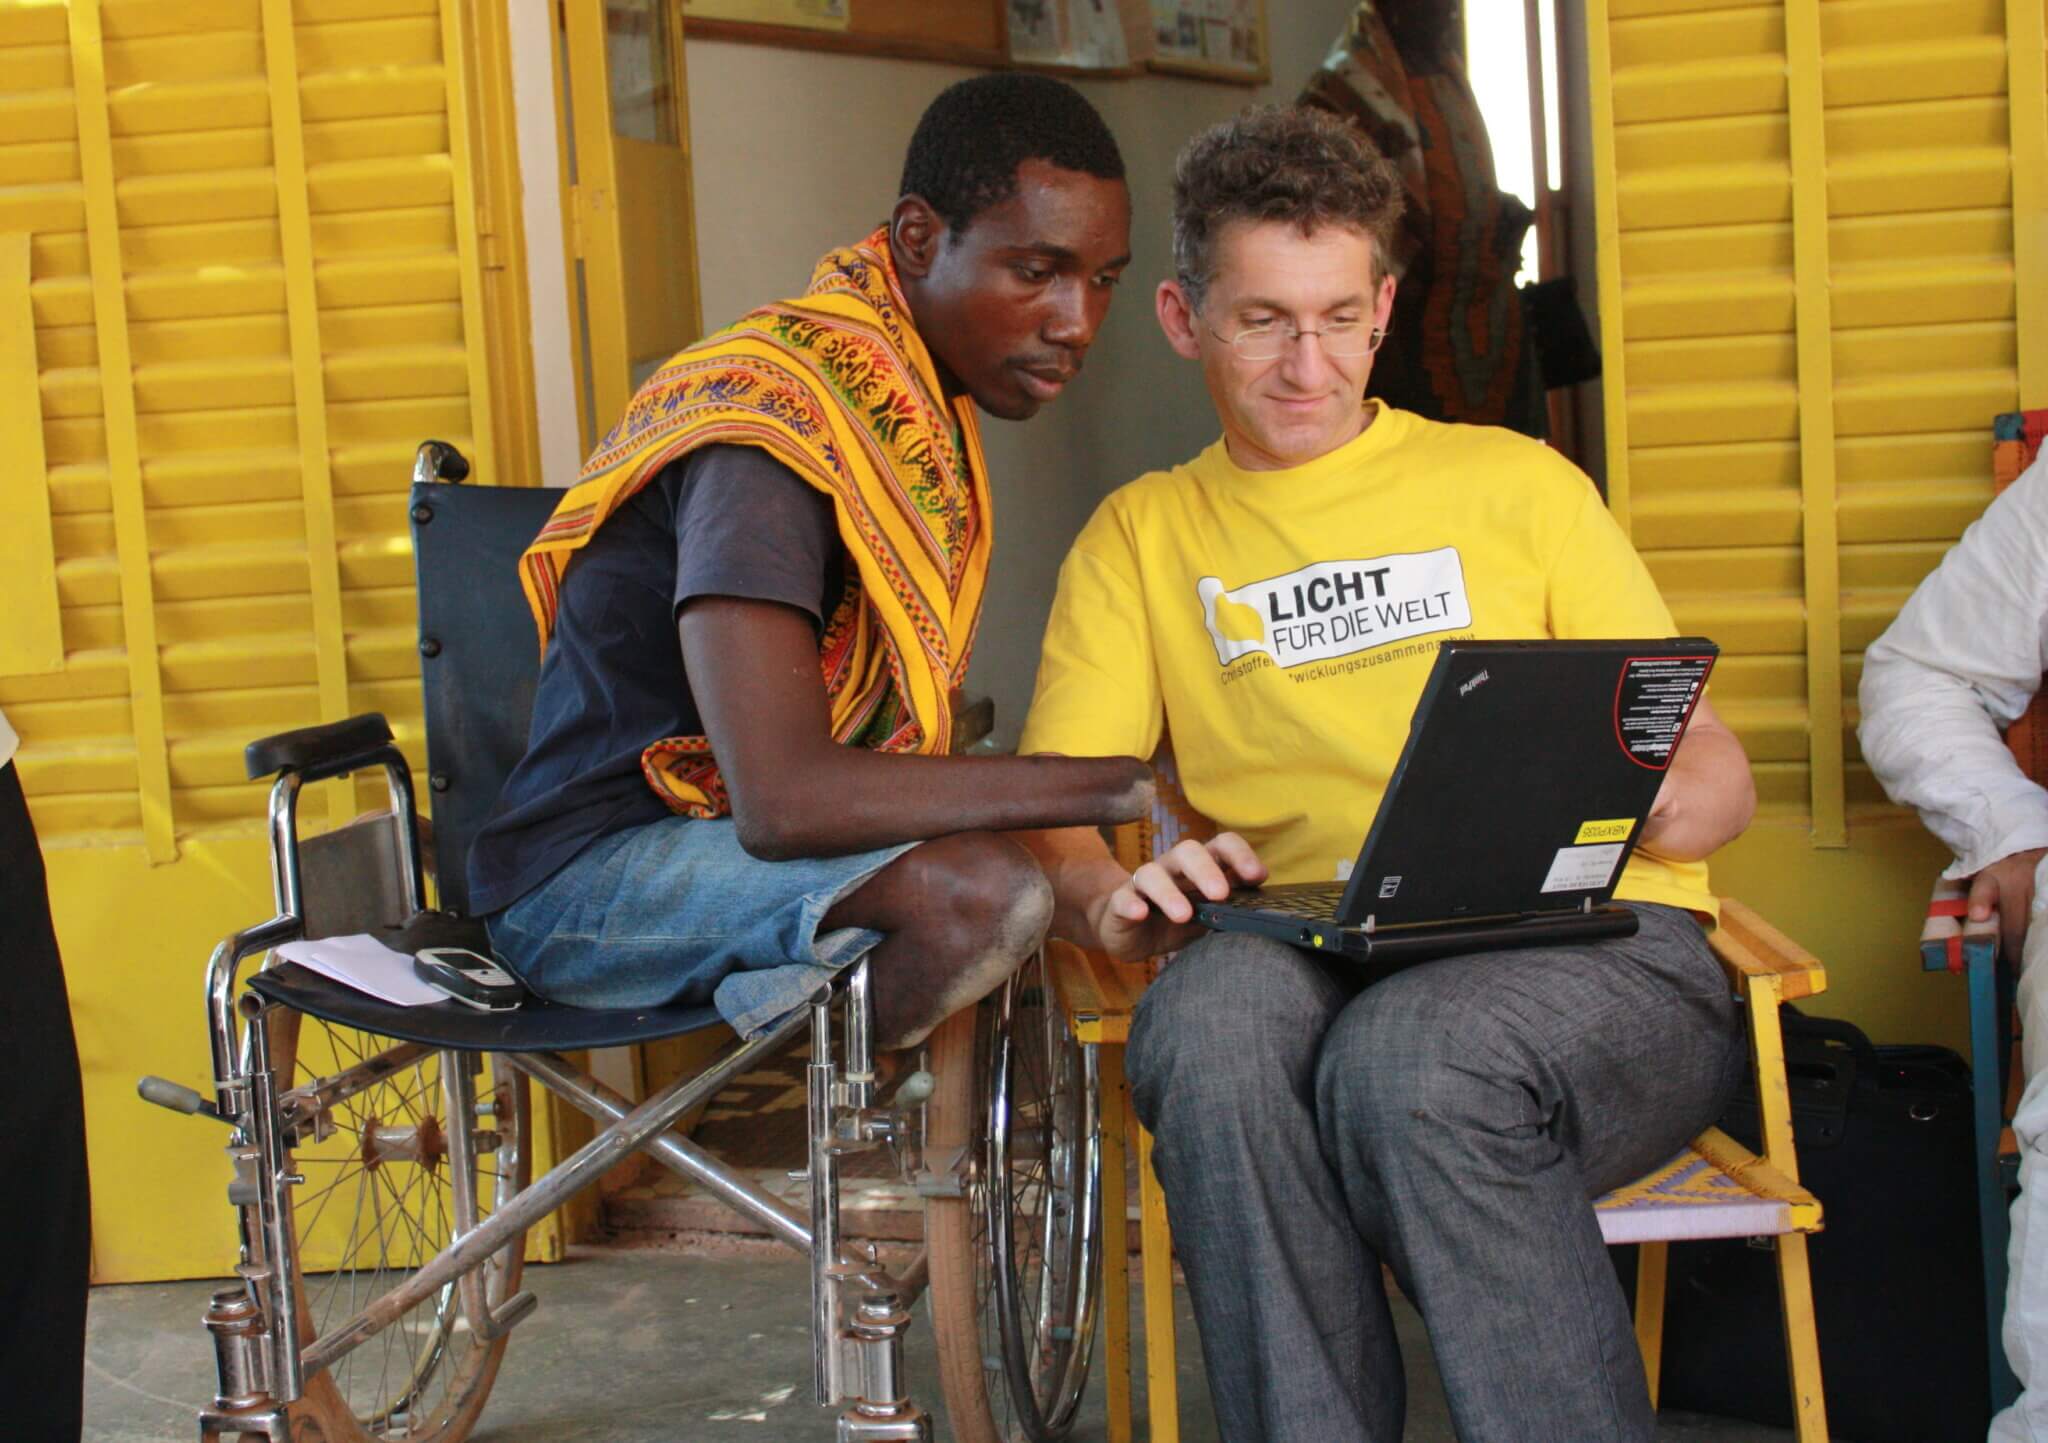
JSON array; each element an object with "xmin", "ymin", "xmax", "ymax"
[{"xmin": 1050, "ymin": 786, "xmax": 1831, "ymax": 1443}]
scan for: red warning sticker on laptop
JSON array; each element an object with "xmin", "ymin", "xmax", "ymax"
[{"xmin": 1613, "ymin": 655, "xmax": 1714, "ymax": 770}]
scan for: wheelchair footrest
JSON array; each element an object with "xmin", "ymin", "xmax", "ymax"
[{"xmin": 474, "ymin": 1289, "xmax": 538, "ymax": 1340}]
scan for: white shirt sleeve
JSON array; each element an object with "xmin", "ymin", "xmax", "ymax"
[{"xmin": 1858, "ymin": 452, "xmax": 2048, "ymax": 878}]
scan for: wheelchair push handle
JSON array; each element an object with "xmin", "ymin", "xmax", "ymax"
[{"xmin": 412, "ymin": 439, "xmax": 470, "ymax": 487}]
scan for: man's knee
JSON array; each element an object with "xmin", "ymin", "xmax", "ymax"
[
  {"xmin": 1126, "ymin": 933, "xmax": 1349, "ymax": 1131},
  {"xmin": 1314, "ymin": 980, "xmax": 1529, "ymax": 1167},
  {"xmin": 893, "ymin": 832, "xmax": 1052, "ymax": 964}
]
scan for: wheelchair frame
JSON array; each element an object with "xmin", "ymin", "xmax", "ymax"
[
  {"xmin": 139, "ymin": 439, "xmax": 1105, "ymax": 1442},
  {"xmin": 157, "ymin": 739, "xmax": 946, "ymax": 1442}
]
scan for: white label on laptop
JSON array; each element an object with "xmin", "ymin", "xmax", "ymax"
[
  {"xmin": 1196, "ymin": 547, "xmax": 1473, "ymax": 671},
  {"xmin": 1541, "ymin": 843, "xmax": 1626, "ymax": 894}
]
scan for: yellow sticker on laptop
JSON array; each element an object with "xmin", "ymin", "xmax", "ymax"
[{"xmin": 1575, "ymin": 818, "xmax": 1636, "ymax": 845}]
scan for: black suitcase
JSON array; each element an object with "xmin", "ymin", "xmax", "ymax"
[{"xmin": 1620, "ymin": 1008, "xmax": 1992, "ymax": 1442}]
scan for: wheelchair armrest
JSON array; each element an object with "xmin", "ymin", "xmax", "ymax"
[
  {"xmin": 1708, "ymin": 897, "xmax": 1827, "ymax": 1002},
  {"xmin": 244, "ymin": 712, "xmax": 395, "ymax": 783}
]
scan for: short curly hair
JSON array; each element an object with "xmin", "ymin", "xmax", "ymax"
[
  {"xmin": 1172, "ymin": 104, "xmax": 1404, "ymax": 312},
  {"xmin": 900, "ymin": 74, "xmax": 1125, "ymax": 236}
]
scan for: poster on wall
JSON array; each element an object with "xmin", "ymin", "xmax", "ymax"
[
  {"xmin": 681, "ymin": 0, "xmax": 849, "ymax": 30},
  {"xmin": 1147, "ymin": 0, "xmax": 1267, "ymax": 81},
  {"xmin": 1007, "ymin": 0, "xmax": 1142, "ymax": 69}
]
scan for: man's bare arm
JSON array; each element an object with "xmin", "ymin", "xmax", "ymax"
[
  {"xmin": 1637, "ymin": 696, "xmax": 1756, "ymax": 862},
  {"xmin": 680, "ymin": 597, "xmax": 1153, "ymax": 859}
]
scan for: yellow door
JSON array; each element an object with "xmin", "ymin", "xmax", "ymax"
[
  {"xmin": 0, "ymin": 0, "xmax": 536, "ymax": 1281},
  {"xmin": 557, "ymin": 0, "xmax": 704, "ymax": 447}
]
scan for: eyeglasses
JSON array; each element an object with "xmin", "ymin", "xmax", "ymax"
[{"xmin": 1207, "ymin": 319, "xmax": 1389, "ymax": 362}]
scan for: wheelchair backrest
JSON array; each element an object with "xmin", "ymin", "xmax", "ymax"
[{"xmin": 409, "ymin": 479, "xmax": 561, "ymax": 917}]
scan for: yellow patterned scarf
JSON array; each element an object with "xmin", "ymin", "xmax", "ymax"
[{"xmin": 518, "ymin": 228, "xmax": 991, "ymax": 817}]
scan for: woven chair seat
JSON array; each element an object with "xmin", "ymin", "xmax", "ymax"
[{"xmin": 1594, "ymin": 1126, "xmax": 1821, "ymax": 1246}]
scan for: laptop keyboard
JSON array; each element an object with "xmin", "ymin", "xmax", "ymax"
[{"xmin": 1233, "ymin": 883, "xmax": 1348, "ymax": 920}]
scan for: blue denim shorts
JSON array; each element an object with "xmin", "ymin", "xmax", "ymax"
[{"xmin": 487, "ymin": 816, "xmax": 916, "ymax": 1039}]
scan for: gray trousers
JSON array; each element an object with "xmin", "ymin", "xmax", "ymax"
[{"xmin": 1125, "ymin": 903, "xmax": 1743, "ymax": 1443}]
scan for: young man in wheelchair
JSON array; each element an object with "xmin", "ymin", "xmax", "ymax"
[
  {"xmin": 1017, "ymin": 107, "xmax": 1759, "ymax": 1442},
  {"xmin": 471, "ymin": 74, "xmax": 1152, "ymax": 1053}
]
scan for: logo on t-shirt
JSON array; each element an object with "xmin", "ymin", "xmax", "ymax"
[{"xmin": 1196, "ymin": 548, "xmax": 1473, "ymax": 670}]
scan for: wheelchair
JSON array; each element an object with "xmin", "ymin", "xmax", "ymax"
[{"xmin": 138, "ymin": 443, "xmax": 1101, "ymax": 1443}]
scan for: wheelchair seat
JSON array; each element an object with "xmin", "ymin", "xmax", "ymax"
[{"xmin": 245, "ymin": 963, "xmax": 726, "ymax": 1051}]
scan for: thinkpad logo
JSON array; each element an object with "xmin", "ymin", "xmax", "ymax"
[{"xmin": 1459, "ymin": 668, "xmax": 1490, "ymax": 697}]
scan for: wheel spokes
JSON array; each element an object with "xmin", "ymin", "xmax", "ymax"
[{"xmin": 273, "ymin": 1020, "xmax": 531, "ymax": 1438}]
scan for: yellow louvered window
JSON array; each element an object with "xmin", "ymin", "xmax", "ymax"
[
  {"xmin": 1, "ymin": 0, "xmax": 499, "ymax": 855},
  {"xmin": 1590, "ymin": 0, "xmax": 2047, "ymax": 847}
]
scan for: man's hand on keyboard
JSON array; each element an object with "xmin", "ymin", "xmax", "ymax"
[{"xmin": 1090, "ymin": 833, "xmax": 1268, "ymax": 962}]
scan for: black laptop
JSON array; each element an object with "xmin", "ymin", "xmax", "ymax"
[{"xmin": 1194, "ymin": 637, "xmax": 1718, "ymax": 966}]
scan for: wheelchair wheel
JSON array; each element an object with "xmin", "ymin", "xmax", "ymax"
[
  {"xmin": 260, "ymin": 1011, "xmax": 532, "ymax": 1442},
  {"xmin": 926, "ymin": 949, "xmax": 1102, "ymax": 1443}
]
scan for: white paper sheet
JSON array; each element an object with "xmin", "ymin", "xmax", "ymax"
[{"xmin": 274, "ymin": 933, "xmax": 445, "ymax": 1007}]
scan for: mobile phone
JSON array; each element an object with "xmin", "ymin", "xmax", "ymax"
[{"xmin": 412, "ymin": 948, "xmax": 525, "ymax": 1011}]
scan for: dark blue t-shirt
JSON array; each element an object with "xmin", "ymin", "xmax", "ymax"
[{"xmin": 467, "ymin": 444, "xmax": 844, "ymax": 915}]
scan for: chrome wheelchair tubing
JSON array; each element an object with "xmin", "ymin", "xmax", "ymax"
[
  {"xmin": 441, "ymin": 1051, "xmax": 538, "ymax": 1343},
  {"xmin": 263, "ymin": 746, "xmax": 425, "ymax": 923},
  {"xmin": 509, "ymin": 1039, "xmax": 934, "ymax": 1441},
  {"xmin": 844, "ymin": 961, "xmax": 876, "ymax": 1109},
  {"xmin": 266, "ymin": 768, "xmax": 307, "ymax": 919},
  {"xmin": 808, "ymin": 961, "xmax": 932, "ymax": 1442},
  {"xmin": 512, "ymin": 1050, "xmax": 920, "ymax": 1265},
  {"xmin": 375, "ymin": 746, "xmax": 429, "ymax": 919},
  {"xmin": 203, "ymin": 770, "xmax": 310, "ymax": 1123},
  {"xmin": 206, "ymin": 746, "xmax": 426, "ymax": 1122},
  {"xmin": 810, "ymin": 991, "xmax": 844, "ymax": 1405},
  {"xmin": 244, "ymin": 1007, "xmax": 307, "ymax": 1405},
  {"xmin": 281, "ymin": 1040, "xmax": 434, "ymax": 1143},
  {"xmin": 298, "ymin": 1005, "xmax": 809, "ymax": 1380},
  {"xmin": 510, "ymin": 1051, "xmax": 818, "ymax": 1260},
  {"xmin": 205, "ymin": 916, "xmax": 302, "ymax": 1124}
]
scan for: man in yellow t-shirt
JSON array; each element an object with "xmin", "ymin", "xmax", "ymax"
[{"xmin": 1017, "ymin": 107, "xmax": 1758, "ymax": 1443}]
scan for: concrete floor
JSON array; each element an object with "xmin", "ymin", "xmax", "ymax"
[{"xmin": 84, "ymin": 1245, "xmax": 1800, "ymax": 1442}]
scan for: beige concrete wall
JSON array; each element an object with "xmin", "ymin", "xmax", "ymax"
[{"xmin": 680, "ymin": 9, "xmax": 1363, "ymax": 744}]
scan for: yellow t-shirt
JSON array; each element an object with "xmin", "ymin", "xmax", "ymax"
[{"xmin": 1019, "ymin": 405, "xmax": 1717, "ymax": 918}]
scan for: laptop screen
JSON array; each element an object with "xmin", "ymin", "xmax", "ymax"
[{"xmin": 1332, "ymin": 638, "xmax": 1717, "ymax": 928}]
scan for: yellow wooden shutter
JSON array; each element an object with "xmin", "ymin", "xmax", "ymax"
[
  {"xmin": 0, "ymin": 0, "xmax": 519, "ymax": 1280},
  {"xmin": 0, "ymin": 0, "xmax": 499, "ymax": 850},
  {"xmin": 1589, "ymin": 0, "xmax": 2048, "ymax": 844}
]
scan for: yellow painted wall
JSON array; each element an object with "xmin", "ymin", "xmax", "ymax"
[
  {"xmin": 0, "ymin": 0, "xmax": 527, "ymax": 1281},
  {"xmin": 1588, "ymin": 0, "xmax": 2048, "ymax": 1051}
]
